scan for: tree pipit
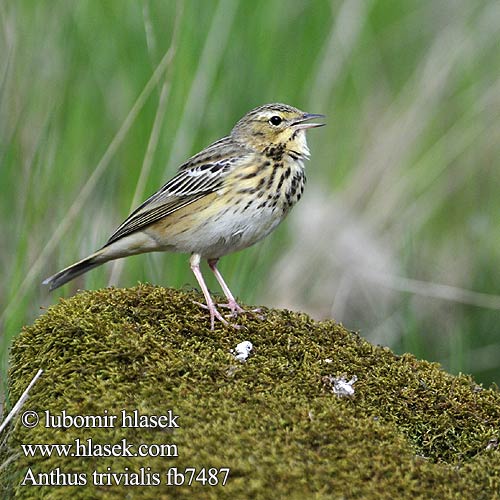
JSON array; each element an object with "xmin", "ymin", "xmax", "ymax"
[{"xmin": 44, "ymin": 103, "xmax": 325, "ymax": 329}]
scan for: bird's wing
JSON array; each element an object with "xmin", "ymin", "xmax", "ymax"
[{"xmin": 104, "ymin": 140, "xmax": 249, "ymax": 246}]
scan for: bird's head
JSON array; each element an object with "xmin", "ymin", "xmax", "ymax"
[{"xmin": 231, "ymin": 103, "xmax": 325, "ymax": 155}]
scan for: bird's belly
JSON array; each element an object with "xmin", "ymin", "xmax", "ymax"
[
  {"xmin": 148, "ymin": 201, "xmax": 285, "ymax": 259},
  {"xmin": 183, "ymin": 206, "xmax": 284, "ymax": 258}
]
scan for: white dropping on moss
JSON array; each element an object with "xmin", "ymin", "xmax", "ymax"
[
  {"xmin": 232, "ymin": 341, "xmax": 253, "ymax": 362},
  {"xmin": 324, "ymin": 375, "xmax": 357, "ymax": 397}
]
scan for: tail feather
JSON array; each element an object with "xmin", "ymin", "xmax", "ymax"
[{"xmin": 42, "ymin": 251, "xmax": 107, "ymax": 291}]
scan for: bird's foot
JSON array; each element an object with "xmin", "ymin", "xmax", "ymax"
[
  {"xmin": 193, "ymin": 301, "xmax": 241, "ymax": 330},
  {"xmin": 218, "ymin": 301, "xmax": 263, "ymax": 319}
]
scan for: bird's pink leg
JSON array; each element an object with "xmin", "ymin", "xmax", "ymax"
[
  {"xmin": 207, "ymin": 259, "xmax": 248, "ymax": 317},
  {"xmin": 190, "ymin": 254, "xmax": 227, "ymax": 329}
]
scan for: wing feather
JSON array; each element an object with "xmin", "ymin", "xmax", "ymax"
[
  {"xmin": 104, "ymin": 139, "xmax": 251, "ymax": 246},
  {"xmin": 104, "ymin": 194, "xmax": 206, "ymax": 244}
]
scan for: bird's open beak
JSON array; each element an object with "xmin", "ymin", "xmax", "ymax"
[{"xmin": 292, "ymin": 113, "xmax": 326, "ymax": 130}]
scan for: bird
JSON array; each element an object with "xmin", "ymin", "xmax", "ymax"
[{"xmin": 43, "ymin": 103, "xmax": 325, "ymax": 329}]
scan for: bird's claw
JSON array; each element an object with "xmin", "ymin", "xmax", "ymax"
[
  {"xmin": 193, "ymin": 300, "xmax": 241, "ymax": 330},
  {"xmin": 218, "ymin": 303, "xmax": 263, "ymax": 320}
]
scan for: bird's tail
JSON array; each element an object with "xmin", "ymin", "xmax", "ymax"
[{"xmin": 42, "ymin": 250, "xmax": 109, "ymax": 291}]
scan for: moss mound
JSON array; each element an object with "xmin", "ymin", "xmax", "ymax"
[{"xmin": 1, "ymin": 284, "xmax": 500, "ymax": 499}]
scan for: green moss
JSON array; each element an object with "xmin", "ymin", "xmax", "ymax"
[{"xmin": 1, "ymin": 284, "xmax": 499, "ymax": 499}]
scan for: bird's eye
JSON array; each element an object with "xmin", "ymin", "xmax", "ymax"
[{"xmin": 269, "ymin": 115, "xmax": 282, "ymax": 126}]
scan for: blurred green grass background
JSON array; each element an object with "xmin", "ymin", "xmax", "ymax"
[{"xmin": 1, "ymin": 0, "xmax": 500, "ymax": 387}]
